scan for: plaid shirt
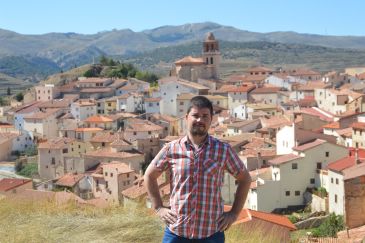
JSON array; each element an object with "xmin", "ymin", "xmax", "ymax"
[{"xmin": 153, "ymin": 135, "xmax": 246, "ymax": 239}]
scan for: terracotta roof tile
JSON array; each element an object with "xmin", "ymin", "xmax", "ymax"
[
  {"xmin": 75, "ymin": 127, "xmax": 104, "ymax": 132},
  {"xmin": 174, "ymin": 56, "xmax": 204, "ymax": 65},
  {"xmin": 343, "ymin": 162, "xmax": 365, "ymax": 180},
  {"xmin": 269, "ymin": 154, "xmax": 301, "ymax": 165},
  {"xmin": 251, "ymin": 87, "xmax": 281, "ymax": 94},
  {"xmin": 216, "ymin": 84, "xmax": 255, "ymax": 93},
  {"xmin": 23, "ymin": 108, "xmax": 60, "ymax": 120},
  {"xmin": 38, "ymin": 137, "xmax": 75, "ymax": 149},
  {"xmin": 248, "ymin": 209, "xmax": 296, "ymax": 230},
  {"xmin": 102, "ymin": 162, "xmax": 134, "ymax": 174},
  {"xmin": 126, "ymin": 118, "xmax": 163, "ymax": 132},
  {"xmin": 323, "ymin": 122, "xmax": 340, "ymax": 129},
  {"xmin": 0, "ymin": 178, "xmax": 32, "ymax": 192},
  {"xmin": 293, "ymin": 139, "xmax": 326, "ymax": 151},
  {"xmin": 55, "ymin": 173, "xmax": 84, "ymax": 187},
  {"xmin": 352, "ymin": 122, "xmax": 365, "ymax": 130},
  {"xmin": 84, "ymin": 115, "xmax": 113, "ymax": 123}
]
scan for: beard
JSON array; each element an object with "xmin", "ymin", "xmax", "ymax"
[{"xmin": 190, "ymin": 124, "xmax": 208, "ymax": 136}]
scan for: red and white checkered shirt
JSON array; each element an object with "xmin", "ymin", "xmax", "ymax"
[{"xmin": 153, "ymin": 135, "xmax": 246, "ymax": 239}]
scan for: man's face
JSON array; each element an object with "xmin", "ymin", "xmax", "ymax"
[{"xmin": 186, "ymin": 106, "xmax": 212, "ymax": 137}]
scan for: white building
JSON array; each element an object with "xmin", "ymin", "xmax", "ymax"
[
  {"xmin": 70, "ymin": 99, "xmax": 97, "ymax": 122},
  {"xmin": 247, "ymin": 140, "xmax": 348, "ymax": 212}
]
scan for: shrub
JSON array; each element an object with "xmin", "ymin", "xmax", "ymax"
[{"xmin": 311, "ymin": 213, "xmax": 345, "ymax": 237}]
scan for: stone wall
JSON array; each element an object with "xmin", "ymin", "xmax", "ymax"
[{"xmin": 345, "ymin": 177, "xmax": 365, "ymax": 228}]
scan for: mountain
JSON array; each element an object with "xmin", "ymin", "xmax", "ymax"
[{"xmin": 1, "ymin": 22, "xmax": 365, "ymax": 85}]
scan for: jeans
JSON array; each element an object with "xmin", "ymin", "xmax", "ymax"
[{"xmin": 162, "ymin": 227, "xmax": 225, "ymax": 243}]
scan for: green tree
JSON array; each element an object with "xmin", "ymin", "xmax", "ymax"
[
  {"xmin": 6, "ymin": 87, "xmax": 11, "ymax": 96},
  {"xmin": 15, "ymin": 92, "xmax": 24, "ymax": 102},
  {"xmin": 312, "ymin": 213, "xmax": 345, "ymax": 237},
  {"xmin": 0, "ymin": 97, "xmax": 5, "ymax": 106},
  {"xmin": 99, "ymin": 55, "xmax": 108, "ymax": 65}
]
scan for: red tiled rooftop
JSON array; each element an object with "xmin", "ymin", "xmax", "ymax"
[
  {"xmin": 102, "ymin": 162, "xmax": 134, "ymax": 174},
  {"xmin": 343, "ymin": 162, "xmax": 365, "ymax": 180},
  {"xmin": 293, "ymin": 139, "xmax": 326, "ymax": 152},
  {"xmin": 251, "ymin": 87, "xmax": 281, "ymax": 94},
  {"xmin": 352, "ymin": 122, "xmax": 365, "ymax": 130},
  {"xmin": 0, "ymin": 178, "xmax": 32, "ymax": 192},
  {"xmin": 248, "ymin": 209, "xmax": 297, "ymax": 230},
  {"xmin": 323, "ymin": 122, "xmax": 340, "ymax": 129},
  {"xmin": 174, "ymin": 56, "xmax": 204, "ymax": 65},
  {"xmin": 269, "ymin": 153, "xmax": 301, "ymax": 165},
  {"xmin": 55, "ymin": 173, "xmax": 85, "ymax": 187},
  {"xmin": 84, "ymin": 115, "xmax": 113, "ymax": 123},
  {"xmin": 300, "ymin": 107, "xmax": 334, "ymax": 122},
  {"xmin": 223, "ymin": 205, "xmax": 296, "ymax": 230}
]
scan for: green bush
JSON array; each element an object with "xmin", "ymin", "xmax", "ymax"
[
  {"xmin": 17, "ymin": 163, "xmax": 38, "ymax": 178},
  {"xmin": 311, "ymin": 213, "xmax": 345, "ymax": 237}
]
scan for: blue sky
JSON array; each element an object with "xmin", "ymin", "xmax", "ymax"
[{"xmin": 1, "ymin": 0, "xmax": 364, "ymax": 36}]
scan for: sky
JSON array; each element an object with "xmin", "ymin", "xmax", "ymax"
[{"xmin": 1, "ymin": 0, "xmax": 364, "ymax": 36}]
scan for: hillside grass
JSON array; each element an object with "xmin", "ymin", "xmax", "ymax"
[{"xmin": 0, "ymin": 198, "xmax": 288, "ymax": 243}]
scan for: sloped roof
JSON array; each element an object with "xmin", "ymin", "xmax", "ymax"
[
  {"xmin": 293, "ymin": 139, "xmax": 327, "ymax": 151},
  {"xmin": 174, "ymin": 56, "xmax": 204, "ymax": 65},
  {"xmin": 84, "ymin": 115, "xmax": 113, "ymax": 123},
  {"xmin": 38, "ymin": 137, "xmax": 75, "ymax": 149},
  {"xmin": 0, "ymin": 178, "xmax": 32, "ymax": 192},
  {"xmin": 269, "ymin": 153, "xmax": 301, "ymax": 165},
  {"xmin": 55, "ymin": 173, "xmax": 85, "ymax": 187}
]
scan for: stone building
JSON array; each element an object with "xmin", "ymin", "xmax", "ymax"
[{"xmin": 171, "ymin": 32, "xmax": 221, "ymax": 82}]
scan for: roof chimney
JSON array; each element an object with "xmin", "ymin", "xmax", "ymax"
[{"xmin": 355, "ymin": 148, "xmax": 360, "ymax": 164}]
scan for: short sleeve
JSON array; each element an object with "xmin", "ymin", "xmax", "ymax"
[
  {"xmin": 152, "ymin": 143, "xmax": 171, "ymax": 171},
  {"xmin": 225, "ymin": 145, "xmax": 246, "ymax": 177}
]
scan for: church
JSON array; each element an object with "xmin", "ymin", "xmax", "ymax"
[{"xmin": 171, "ymin": 32, "xmax": 221, "ymax": 82}]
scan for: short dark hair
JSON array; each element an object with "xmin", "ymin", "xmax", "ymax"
[{"xmin": 187, "ymin": 96, "xmax": 213, "ymax": 116}]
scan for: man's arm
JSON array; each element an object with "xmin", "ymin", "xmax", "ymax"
[
  {"xmin": 218, "ymin": 169, "xmax": 251, "ymax": 231},
  {"xmin": 144, "ymin": 162, "xmax": 177, "ymax": 225}
]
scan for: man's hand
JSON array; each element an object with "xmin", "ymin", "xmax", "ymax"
[
  {"xmin": 218, "ymin": 211, "xmax": 238, "ymax": 232},
  {"xmin": 156, "ymin": 207, "xmax": 177, "ymax": 225}
]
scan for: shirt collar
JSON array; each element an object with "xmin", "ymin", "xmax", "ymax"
[{"xmin": 181, "ymin": 134, "xmax": 211, "ymax": 147}]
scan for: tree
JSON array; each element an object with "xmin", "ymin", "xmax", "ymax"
[
  {"xmin": 15, "ymin": 92, "xmax": 24, "ymax": 102},
  {"xmin": 6, "ymin": 87, "xmax": 11, "ymax": 96},
  {"xmin": 0, "ymin": 97, "xmax": 5, "ymax": 106},
  {"xmin": 99, "ymin": 55, "xmax": 108, "ymax": 65}
]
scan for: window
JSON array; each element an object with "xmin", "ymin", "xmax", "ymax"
[
  {"xmin": 105, "ymin": 172, "xmax": 108, "ymax": 176},
  {"xmin": 51, "ymin": 157, "xmax": 55, "ymax": 165},
  {"xmin": 148, "ymin": 131, "xmax": 151, "ymax": 135},
  {"xmin": 180, "ymin": 101, "xmax": 184, "ymax": 105},
  {"xmin": 310, "ymin": 178, "xmax": 315, "ymax": 184},
  {"xmin": 336, "ymin": 178, "xmax": 339, "ymax": 185},
  {"xmin": 292, "ymin": 163, "xmax": 298, "ymax": 169},
  {"xmin": 133, "ymin": 132, "xmax": 137, "ymax": 135},
  {"xmin": 127, "ymin": 173, "xmax": 130, "ymax": 178},
  {"xmin": 331, "ymin": 178, "xmax": 334, "ymax": 183},
  {"xmin": 317, "ymin": 162, "xmax": 322, "ymax": 169},
  {"xmin": 110, "ymin": 173, "xmax": 113, "ymax": 177},
  {"xmin": 325, "ymin": 152, "xmax": 329, "ymax": 157},
  {"xmin": 106, "ymin": 181, "xmax": 108, "ymax": 188},
  {"xmin": 285, "ymin": 191, "xmax": 290, "ymax": 196},
  {"xmin": 335, "ymin": 194, "xmax": 338, "ymax": 203},
  {"xmin": 148, "ymin": 102, "xmax": 153, "ymax": 107},
  {"xmin": 295, "ymin": 191, "xmax": 300, "ymax": 196},
  {"xmin": 62, "ymin": 148, "xmax": 68, "ymax": 154},
  {"xmin": 101, "ymin": 142, "xmax": 105, "ymax": 147}
]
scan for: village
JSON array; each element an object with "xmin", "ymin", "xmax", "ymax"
[{"xmin": 1, "ymin": 32, "xmax": 365, "ymax": 241}]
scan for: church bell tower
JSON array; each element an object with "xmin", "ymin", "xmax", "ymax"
[{"xmin": 202, "ymin": 32, "xmax": 220, "ymax": 80}]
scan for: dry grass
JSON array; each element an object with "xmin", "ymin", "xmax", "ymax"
[
  {"xmin": 0, "ymin": 199, "xmax": 163, "ymax": 243},
  {"xmin": 225, "ymin": 221, "xmax": 288, "ymax": 243},
  {"xmin": 0, "ymin": 198, "xmax": 290, "ymax": 243}
]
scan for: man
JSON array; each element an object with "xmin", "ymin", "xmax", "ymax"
[{"xmin": 144, "ymin": 96, "xmax": 251, "ymax": 242}]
